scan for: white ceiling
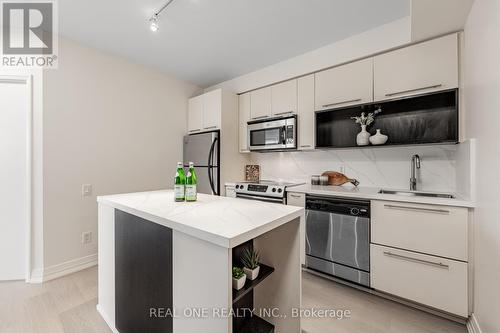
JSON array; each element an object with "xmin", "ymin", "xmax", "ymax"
[{"xmin": 59, "ymin": 0, "xmax": 410, "ymax": 87}]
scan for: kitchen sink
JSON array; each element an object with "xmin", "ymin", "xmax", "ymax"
[{"xmin": 378, "ymin": 189, "xmax": 455, "ymax": 199}]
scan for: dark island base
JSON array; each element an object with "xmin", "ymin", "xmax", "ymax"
[{"xmin": 115, "ymin": 210, "xmax": 173, "ymax": 333}]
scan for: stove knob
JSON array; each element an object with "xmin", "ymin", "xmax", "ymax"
[
  {"xmin": 350, "ymin": 208, "xmax": 360, "ymax": 215},
  {"xmin": 278, "ymin": 188, "xmax": 283, "ymax": 193},
  {"xmin": 272, "ymin": 188, "xmax": 276, "ymax": 192}
]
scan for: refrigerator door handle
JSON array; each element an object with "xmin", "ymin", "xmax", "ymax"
[
  {"xmin": 207, "ymin": 142, "xmax": 213, "ymax": 194},
  {"xmin": 212, "ymin": 137, "xmax": 219, "ymax": 195},
  {"xmin": 208, "ymin": 138, "xmax": 218, "ymax": 195}
]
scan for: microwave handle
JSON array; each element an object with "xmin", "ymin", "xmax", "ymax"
[{"xmin": 281, "ymin": 126, "xmax": 286, "ymax": 145}]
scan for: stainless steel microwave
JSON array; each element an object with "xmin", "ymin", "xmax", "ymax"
[{"xmin": 247, "ymin": 115, "xmax": 297, "ymax": 151}]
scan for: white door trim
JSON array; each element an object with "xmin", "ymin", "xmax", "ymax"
[
  {"xmin": 467, "ymin": 313, "xmax": 483, "ymax": 333},
  {"xmin": 0, "ymin": 75, "xmax": 33, "ymax": 282}
]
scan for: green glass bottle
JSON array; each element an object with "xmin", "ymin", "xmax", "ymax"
[
  {"xmin": 174, "ymin": 162, "xmax": 186, "ymax": 202},
  {"xmin": 185, "ymin": 162, "xmax": 197, "ymax": 202}
]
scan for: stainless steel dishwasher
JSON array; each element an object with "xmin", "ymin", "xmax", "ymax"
[{"xmin": 305, "ymin": 195, "xmax": 371, "ymax": 287}]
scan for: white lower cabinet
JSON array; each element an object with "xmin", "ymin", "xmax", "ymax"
[
  {"xmin": 287, "ymin": 192, "xmax": 305, "ymax": 207},
  {"xmin": 287, "ymin": 192, "xmax": 306, "ymax": 266},
  {"xmin": 371, "ymin": 244, "xmax": 468, "ymax": 317},
  {"xmin": 225, "ymin": 184, "xmax": 236, "ymax": 198},
  {"xmin": 371, "ymin": 201, "xmax": 468, "ymax": 261}
]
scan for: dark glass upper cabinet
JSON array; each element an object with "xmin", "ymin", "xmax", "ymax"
[{"xmin": 315, "ymin": 89, "xmax": 458, "ymax": 149}]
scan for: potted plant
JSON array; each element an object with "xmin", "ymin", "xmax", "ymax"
[
  {"xmin": 232, "ymin": 267, "xmax": 246, "ymax": 290},
  {"xmin": 241, "ymin": 248, "xmax": 260, "ymax": 281}
]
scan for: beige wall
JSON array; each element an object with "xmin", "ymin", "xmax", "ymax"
[
  {"xmin": 464, "ymin": 0, "xmax": 500, "ymax": 332},
  {"xmin": 410, "ymin": 0, "xmax": 473, "ymax": 42},
  {"xmin": 42, "ymin": 38, "xmax": 199, "ymax": 268}
]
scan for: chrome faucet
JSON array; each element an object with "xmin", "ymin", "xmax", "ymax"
[{"xmin": 410, "ymin": 154, "xmax": 421, "ymax": 191}]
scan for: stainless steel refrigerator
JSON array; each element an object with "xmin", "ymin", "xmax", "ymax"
[{"xmin": 183, "ymin": 131, "xmax": 220, "ymax": 195}]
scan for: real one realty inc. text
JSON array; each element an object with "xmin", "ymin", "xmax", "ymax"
[{"xmin": 149, "ymin": 307, "xmax": 352, "ymax": 320}]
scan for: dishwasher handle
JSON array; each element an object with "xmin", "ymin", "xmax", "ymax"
[{"xmin": 306, "ymin": 197, "xmax": 370, "ymax": 217}]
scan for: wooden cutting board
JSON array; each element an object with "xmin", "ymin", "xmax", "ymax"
[{"xmin": 321, "ymin": 171, "xmax": 360, "ymax": 186}]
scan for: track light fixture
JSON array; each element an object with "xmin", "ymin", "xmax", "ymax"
[
  {"xmin": 149, "ymin": 14, "xmax": 159, "ymax": 32},
  {"xmin": 149, "ymin": 0, "xmax": 176, "ymax": 32}
]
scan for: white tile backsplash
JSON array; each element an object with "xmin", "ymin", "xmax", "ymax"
[{"xmin": 250, "ymin": 144, "xmax": 462, "ymax": 193}]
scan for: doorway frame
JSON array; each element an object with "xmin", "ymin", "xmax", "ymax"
[{"xmin": 0, "ymin": 74, "xmax": 33, "ymax": 282}]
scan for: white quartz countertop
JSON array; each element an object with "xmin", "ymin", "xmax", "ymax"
[
  {"xmin": 97, "ymin": 190, "xmax": 304, "ymax": 248},
  {"xmin": 288, "ymin": 184, "xmax": 475, "ymax": 208}
]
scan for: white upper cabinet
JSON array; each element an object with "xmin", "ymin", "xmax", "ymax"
[
  {"xmin": 250, "ymin": 87, "xmax": 272, "ymax": 120},
  {"xmin": 187, "ymin": 89, "xmax": 222, "ymax": 133},
  {"xmin": 315, "ymin": 58, "xmax": 373, "ymax": 111},
  {"xmin": 238, "ymin": 92, "xmax": 251, "ymax": 152},
  {"xmin": 250, "ymin": 80, "xmax": 298, "ymax": 120},
  {"xmin": 187, "ymin": 95, "xmax": 203, "ymax": 133},
  {"xmin": 202, "ymin": 89, "xmax": 222, "ymax": 130},
  {"xmin": 271, "ymin": 79, "xmax": 297, "ymax": 116},
  {"xmin": 297, "ymin": 75, "xmax": 315, "ymax": 150},
  {"xmin": 374, "ymin": 34, "xmax": 458, "ymax": 101}
]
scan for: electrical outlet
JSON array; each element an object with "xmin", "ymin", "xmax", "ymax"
[
  {"xmin": 82, "ymin": 231, "xmax": 92, "ymax": 244},
  {"xmin": 82, "ymin": 184, "xmax": 92, "ymax": 197}
]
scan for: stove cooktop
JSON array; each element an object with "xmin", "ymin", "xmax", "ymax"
[{"xmin": 234, "ymin": 180, "xmax": 304, "ymax": 198}]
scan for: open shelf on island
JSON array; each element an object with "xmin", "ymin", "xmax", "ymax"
[
  {"xmin": 233, "ymin": 264, "xmax": 274, "ymax": 303},
  {"xmin": 238, "ymin": 315, "xmax": 274, "ymax": 333}
]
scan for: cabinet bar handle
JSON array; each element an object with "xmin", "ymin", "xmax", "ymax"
[
  {"xmin": 289, "ymin": 194, "xmax": 302, "ymax": 198},
  {"xmin": 251, "ymin": 115, "xmax": 269, "ymax": 120},
  {"xmin": 383, "ymin": 204, "xmax": 450, "ymax": 214},
  {"xmin": 204, "ymin": 126, "xmax": 217, "ymax": 129},
  {"xmin": 189, "ymin": 129, "xmax": 201, "ymax": 133},
  {"xmin": 385, "ymin": 84, "xmax": 443, "ymax": 97},
  {"xmin": 275, "ymin": 111, "xmax": 294, "ymax": 115},
  {"xmin": 300, "ymin": 145, "xmax": 312, "ymax": 148},
  {"xmin": 322, "ymin": 98, "xmax": 362, "ymax": 108},
  {"xmin": 383, "ymin": 251, "xmax": 449, "ymax": 269}
]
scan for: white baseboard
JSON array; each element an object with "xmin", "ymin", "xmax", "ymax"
[
  {"xmin": 29, "ymin": 267, "xmax": 44, "ymax": 283},
  {"xmin": 96, "ymin": 304, "xmax": 119, "ymax": 333},
  {"xmin": 467, "ymin": 314, "xmax": 483, "ymax": 333},
  {"xmin": 29, "ymin": 253, "xmax": 97, "ymax": 283}
]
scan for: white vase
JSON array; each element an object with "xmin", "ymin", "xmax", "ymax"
[
  {"xmin": 243, "ymin": 266, "xmax": 260, "ymax": 281},
  {"xmin": 369, "ymin": 129, "xmax": 389, "ymax": 145},
  {"xmin": 232, "ymin": 275, "xmax": 246, "ymax": 290},
  {"xmin": 356, "ymin": 125, "xmax": 370, "ymax": 146}
]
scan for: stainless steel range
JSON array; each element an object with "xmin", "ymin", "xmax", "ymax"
[{"xmin": 234, "ymin": 180, "xmax": 304, "ymax": 204}]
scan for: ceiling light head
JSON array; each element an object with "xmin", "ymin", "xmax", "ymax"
[
  {"xmin": 149, "ymin": 0, "xmax": 176, "ymax": 32},
  {"xmin": 149, "ymin": 14, "xmax": 159, "ymax": 32}
]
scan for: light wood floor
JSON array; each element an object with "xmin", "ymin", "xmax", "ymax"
[{"xmin": 0, "ymin": 266, "xmax": 467, "ymax": 333}]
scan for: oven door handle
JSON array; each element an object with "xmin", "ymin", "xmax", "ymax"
[{"xmin": 236, "ymin": 193, "xmax": 284, "ymax": 204}]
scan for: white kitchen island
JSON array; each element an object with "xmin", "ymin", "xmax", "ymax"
[{"xmin": 97, "ymin": 190, "xmax": 304, "ymax": 333}]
